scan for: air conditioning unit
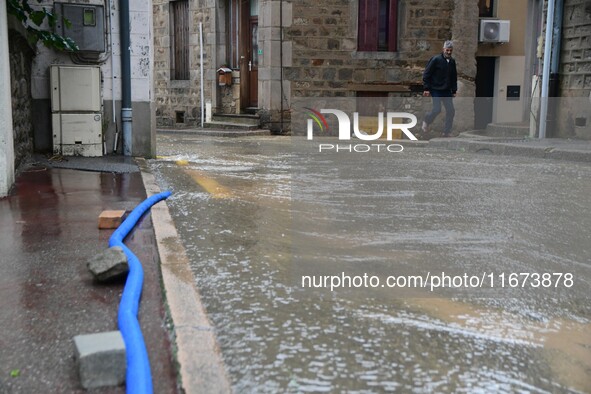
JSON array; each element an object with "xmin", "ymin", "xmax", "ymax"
[{"xmin": 479, "ymin": 20, "xmax": 510, "ymax": 43}]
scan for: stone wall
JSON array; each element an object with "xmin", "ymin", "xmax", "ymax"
[
  {"xmin": 153, "ymin": 0, "xmax": 214, "ymax": 128},
  {"xmin": 153, "ymin": 0, "xmax": 479, "ymax": 134},
  {"xmin": 9, "ymin": 30, "xmax": 35, "ymax": 170},
  {"xmin": 285, "ymin": 0, "xmax": 477, "ymax": 135},
  {"xmin": 557, "ymin": 0, "xmax": 591, "ymax": 139}
]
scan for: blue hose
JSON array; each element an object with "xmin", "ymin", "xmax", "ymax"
[{"xmin": 109, "ymin": 191, "xmax": 172, "ymax": 394}]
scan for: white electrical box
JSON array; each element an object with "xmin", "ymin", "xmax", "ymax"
[
  {"xmin": 51, "ymin": 65, "xmax": 101, "ymax": 112},
  {"xmin": 50, "ymin": 65, "xmax": 103, "ymax": 157},
  {"xmin": 52, "ymin": 113, "xmax": 103, "ymax": 156}
]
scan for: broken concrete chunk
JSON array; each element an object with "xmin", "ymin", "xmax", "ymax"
[
  {"xmin": 73, "ymin": 331, "xmax": 126, "ymax": 389},
  {"xmin": 87, "ymin": 246, "xmax": 128, "ymax": 281}
]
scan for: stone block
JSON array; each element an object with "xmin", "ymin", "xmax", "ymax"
[
  {"xmin": 98, "ymin": 210, "xmax": 127, "ymax": 229},
  {"xmin": 87, "ymin": 246, "xmax": 129, "ymax": 281},
  {"xmin": 73, "ymin": 331, "xmax": 126, "ymax": 389}
]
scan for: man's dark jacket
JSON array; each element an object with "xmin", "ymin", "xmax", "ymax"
[{"xmin": 423, "ymin": 53, "xmax": 457, "ymax": 94}]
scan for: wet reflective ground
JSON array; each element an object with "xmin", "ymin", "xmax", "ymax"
[
  {"xmin": 0, "ymin": 167, "xmax": 177, "ymax": 393},
  {"xmin": 150, "ymin": 133, "xmax": 591, "ymax": 393}
]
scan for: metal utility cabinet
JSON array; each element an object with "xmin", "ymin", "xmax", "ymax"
[{"xmin": 51, "ymin": 65, "xmax": 103, "ymax": 157}]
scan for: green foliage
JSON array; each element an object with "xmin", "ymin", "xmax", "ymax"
[{"xmin": 6, "ymin": 0, "xmax": 78, "ymax": 51}]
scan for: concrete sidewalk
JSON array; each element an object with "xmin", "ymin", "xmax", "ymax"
[
  {"xmin": 428, "ymin": 133, "xmax": 591, "ymax": 163},
  {"xmin": 0, "ymin": 158, "xmax": 178, "ymax": 393}
]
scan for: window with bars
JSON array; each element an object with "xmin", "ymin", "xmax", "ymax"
[
  {"xmin": 170, "ymin": 0, "xmax": 189, "ymax": 80},
  {"xmin": 358, "ymin": 0, "xmax": 398, "ymax": 52}
]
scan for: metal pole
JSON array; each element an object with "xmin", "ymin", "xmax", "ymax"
[
  {"xmin": 539, "ymin": 0, "xmax": 556, "ymax": 139},
  {"xmin": 120, "ymin": 0, "xmax": 132, "ymax": 155},
  {"xmin": 200, "ymin": 22, "xmax": 204, "ymax": 128}
]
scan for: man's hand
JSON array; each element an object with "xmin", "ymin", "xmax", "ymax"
[{"xmin": 423, "ymin": 90, "xmax": 430, "ymax": 97}]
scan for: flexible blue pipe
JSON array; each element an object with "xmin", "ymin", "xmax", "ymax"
[{"xmin": 109, "ymin": 191, "xmax": 172, "ymax": 394}]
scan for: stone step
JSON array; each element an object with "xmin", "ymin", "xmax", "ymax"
[
  {"xmin": 211, "ymin": 113, "xmax": 260, "ymax": 126},
  {"xmin": 204, "ymin": 121, "xmax": 260, "ymax": 130},
  {"xmin": 484, "ymin": 122, "xmax": 530, "ymax": 138}
]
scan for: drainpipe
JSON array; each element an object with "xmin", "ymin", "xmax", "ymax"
[
  {"xmin": 200, "ymin": 22, "xmax": 204, "ymax": 128},
  {"xmin": 538, "ymin": 0, "xmax": 556, "ymax": 139},
  {"xmin": 120, "ymin": 0, "xmax": 132, "ymax": 155},
  {"xmin": 279, "ymin": 0, "xmax": 284, "ymax": 133},
  {"xmin": 546, "ymin": 0, "xmax": 563, "ymax": 137}
]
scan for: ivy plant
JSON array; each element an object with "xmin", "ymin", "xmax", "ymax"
[{"xmin": 7, "ymin": 0, "xmax": 78, "ymax": 51}]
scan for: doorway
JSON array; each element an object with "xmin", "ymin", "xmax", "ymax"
[
  {"xmin": 237, "ymin": 0, "xmax": 258, "ymax": 110},
  {"xmin": 475, "ymin": 57, "xmax": 496, "ymax": 130}
]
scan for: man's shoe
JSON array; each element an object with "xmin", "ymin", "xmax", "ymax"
[
  {"xmin": 422, "ymin": 121, "xmax": 429, "ymax": 133},
  {"xmin": 441, "ymin": 133, "xmax": 452, "ymax": 138}
]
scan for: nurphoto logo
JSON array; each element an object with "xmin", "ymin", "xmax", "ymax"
[{"xmin": 305, "ymin": 108, "xmax": 418, "ymax": 153}]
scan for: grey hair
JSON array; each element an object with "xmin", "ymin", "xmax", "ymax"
[{"xmin": 443, "ymin": 40, "xmax": 454, "ymax": 48}]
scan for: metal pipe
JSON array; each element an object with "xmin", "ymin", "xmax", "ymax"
[
  {"xmin": 550, "ymin": 0, "xmax": 564, "ymax": 74},
  {"xmin": 200, "ymin": 22, "xmax": 204, "ymax": 128},
  {"xmin": 279, "ymin": 0, "xmax": 284, "ymax": 133},
  {"xmin": 546, "ymin": 0, "xmax": 564, "ymax": 137},
  {"xmin": 120, "ymin": 0, "xmax": 132, "ymax": 155},
  {"xmin": 539, "ymin": 0, "xmax": 556, "ymax": 139}
]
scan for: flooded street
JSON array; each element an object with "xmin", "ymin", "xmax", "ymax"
[{"xmin": 149, "ymin": 133, "xmax": 591, "ymax": 393}]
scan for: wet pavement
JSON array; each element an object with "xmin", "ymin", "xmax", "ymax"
[
  {"xmin": 2, "ymin": 132, "xmax": 591, "ymax": 393},
  {"xmin": 150, "ymin": 132, "xmax": 591, "ymax": 393},
  {"xmin": 0, "ymin": 162, "xmax": 178, "ymax": 393}
]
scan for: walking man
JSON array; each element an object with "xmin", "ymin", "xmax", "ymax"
[{"xmin": 422, "ymin": 40, "xmax": 457, "ymax": 137}]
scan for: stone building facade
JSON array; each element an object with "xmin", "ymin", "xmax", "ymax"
[
  {"xmin": 153, "ymin": 0, "xmax": 214, "ymax": 127},
  {"xmin": 153, "ymin": 0, "xmax": 479, "ymax": 134},
  {"xmin": 285, "ymin": 0, "xmax": 478, "ymax": 134},
  {"xmin": 152, "ymin": 0, "xmax": 589, "ymax": 138},
  {"xmin": 556, "ymin": 0, "xmax": 591, "ymax": 138}
]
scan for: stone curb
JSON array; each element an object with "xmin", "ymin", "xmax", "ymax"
[
  {"xmin": 135, "ymin": 158, "xmax": 232, "ymax": 394},
  {"xmin": 428, "ymin": 138, "xmax": 591, "ymax": 163}
]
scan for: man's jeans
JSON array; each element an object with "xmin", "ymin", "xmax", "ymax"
[{"xmin": 425, "ymin": 90, "xmax": 455, "ymax": 134}]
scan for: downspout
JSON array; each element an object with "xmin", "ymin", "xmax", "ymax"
[
  {"xmin": 279, "ymin": 0, "xmax": 284, "ymax": 133},
  {"xmin": 120, "ymin": 0, "xmax": 132, "ymax": 155},
  {"xmin": 200, "ymin": 22, "xmax": 204, "ymax": 128},
  {"xmin": 538, "ymin": 0, "xmax": 556, "ymax": 139},
  {"xmin": 547, "ymin": 0, "xmax": 563, "ymax": 137}
]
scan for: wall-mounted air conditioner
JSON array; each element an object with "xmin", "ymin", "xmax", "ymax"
[{"xmin": 479, "ymin": 20, "xmax": 510, "ymax": 43}]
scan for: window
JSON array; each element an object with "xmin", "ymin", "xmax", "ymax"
[
  {"xmin": 170, "ymin": 0, "xmax": 189, "ymax": 80},
  {"xmin": 358, "ymin": 0, "xmax": 398, "ymax": 52}
]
